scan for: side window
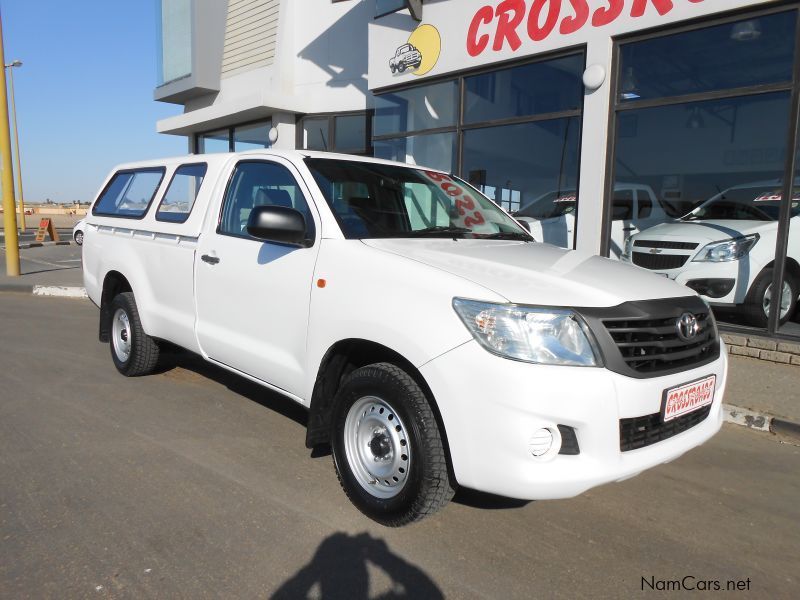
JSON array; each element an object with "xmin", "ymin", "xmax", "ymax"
[
  {"xmin": 219, "ymin": 161, "xmax": 316, "ymax": 240},
  {"xmin": 156, "ymin": 163, "xmax": 208, "ymax": 223},
  {"xmin": 93, "ymin": 168, "xmax": 165, "ymax": 218},
  {"xmin": 611, "ymin": 190, "xmax": 634, "ymax": 221},
  {"xmin": 638, "ymin": 194, "xmax": 653, "ymax": 219}
]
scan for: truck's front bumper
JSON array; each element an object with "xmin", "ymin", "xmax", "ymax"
[{"xmin": 420, "ymin": 340, "xmax": 727, "ymax": 500}]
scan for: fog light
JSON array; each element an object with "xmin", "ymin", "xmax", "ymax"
[
  {"xmin": 686, "ymin": 278, "xmax": 735, "ymax": 298},
  {"xmin": 529, "ymin": 428, "xmax": 559, "ymax": 457}
]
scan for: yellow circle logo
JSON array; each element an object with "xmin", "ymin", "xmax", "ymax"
[{"xmin": 390, "ymin": 24, "xmax": 441, "ymax": 77}]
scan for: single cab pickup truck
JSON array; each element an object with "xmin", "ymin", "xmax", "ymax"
[{"xmin": 83, "ymin": 150, "xmax": 727, "ymax": 526}]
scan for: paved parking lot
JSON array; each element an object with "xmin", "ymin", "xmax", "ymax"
[{"xmin": 1, "ymin": 294, "xmax": 798, "ymax": 599}]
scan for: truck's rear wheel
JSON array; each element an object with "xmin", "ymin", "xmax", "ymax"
[
  {"xmin": 331, "ymin": 362, "xmax": 453, "ymax": 527},
  {"xmin": 109, "ymin": 292, "xmax": 160, "ymax": 376}
]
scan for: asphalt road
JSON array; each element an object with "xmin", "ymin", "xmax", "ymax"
[{"xmin": 1, "ymin": 295, "xmax": 798, "ymax": 599}]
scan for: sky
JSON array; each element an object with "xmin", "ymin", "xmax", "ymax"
[{"xmin": 1, "ymin": 0, "xmax": 187, "ymax": 203}]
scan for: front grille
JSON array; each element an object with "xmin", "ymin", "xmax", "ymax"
[
  {"xmin": 603, "ymin": 312, "xmax": 716, "ymax": 374},
  {"xmin": 634, "ymin": 240, "xmax": 699, "ymax": 250},
  {"xmin": 576, "ymin": 297, "xmax": 720, "ymax": 379},
  {"xmin": 620, "ymin": 405, "xmax": 711, "ymax": 452},
  {"xmin": 632, "ymin": 252, "xmax": 690, "ymax": 270}
]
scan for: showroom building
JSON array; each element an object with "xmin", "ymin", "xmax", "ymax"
[{"xmin": 155, "ymin": 0, "xmax": 800, "ymax": 339}]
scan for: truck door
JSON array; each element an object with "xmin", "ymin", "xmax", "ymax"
[{"xmin": 194, "ymin": 158, "xmax": 320, "ymax": 398}]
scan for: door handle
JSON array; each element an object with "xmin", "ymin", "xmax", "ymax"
[
  {"xmin": 201, "ymin": 254, "xmax": 220, "ymax": 265},
  {"xmin": 622, "ymin": 227, "xmax": 637, "ymax": 232}
]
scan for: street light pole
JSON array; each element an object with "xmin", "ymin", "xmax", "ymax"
[
  {"xmin": 0, "ymin": 9, "xmax": 20, "ymax": 276},
  {"xmin": 5, "ymin": 60, "xmax": 24, "ymax": 232}
]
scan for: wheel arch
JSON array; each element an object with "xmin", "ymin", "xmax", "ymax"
[
  {"xmin": 305, "ymin": 338, "xmax": 457, "ymax": 486},
  {"xmin": 99, "ymin": 271, "xmax": 132, "ymax": 342}
]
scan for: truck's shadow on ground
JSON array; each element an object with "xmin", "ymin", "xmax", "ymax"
[
  {"xmin": 271, "ymin": 532, "xmax": 443, "ymax": 600},
  {"xmin": 452, "ymin": 488, "xmax": 530, "ymax": 510},
  {"xmin": 158, "ymin": 348, "xmax": 309, "ymax": 428}
]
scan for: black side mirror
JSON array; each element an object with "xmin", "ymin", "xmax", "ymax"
[
  {"xmin": 517, "ymin": 219, "xmax": 531, "ymax": 232},
  {"xmin": 246, "ymin": 205, "xmax": 310, "ymax": 246}
]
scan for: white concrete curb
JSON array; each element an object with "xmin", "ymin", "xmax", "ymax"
[
  {"xmin": 722, "ymin": 404, "xmax": 770, "ymax": 432},
  {"xmin": 32, "ymin": 285, "xmax": 88, "ymax": 299}
]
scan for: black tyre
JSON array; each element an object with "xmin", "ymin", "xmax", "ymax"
[
  {"xmin": 398, "ymin": 62, "xmax": 406, "ymax": 73},
  {"xmin": 743, "ymin": 268, "xmax": 798, "ymax": 328},
  {"xmin": 108, "ymin": 292, "xmax": 160, "ymax": 376},
  {"xmin": 390, "ymin": 64, "xmax": 397, "ymax": 73},
  {"xmin": 331, "ymin": 362, "xmax": 454, "ymax": 527},
  {"xmin": 74, "ymin": 230, "xmax": 83, "ymax": 245}
]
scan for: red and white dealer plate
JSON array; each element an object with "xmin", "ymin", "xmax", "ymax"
[{"xmin": 661, "ymin": 375, "xmax": 716, "ymax": 422}]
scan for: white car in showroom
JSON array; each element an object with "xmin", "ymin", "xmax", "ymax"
[
  {"xmin": 514, "ymin": 183, "xmax": 673, "ymax": 258},
  {"xmin": 622, "ymin": 180, "xmax": 800, "ymax": 327}
]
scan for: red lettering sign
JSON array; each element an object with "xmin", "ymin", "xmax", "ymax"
[
  {"xmin": 592, "ymin": 0, "xmax": 624, "ymax": 27},
  {"xmin": 527, "ymin": 0, "xmax": 561, "ymax": 42},
  {"xmin": 559, "ymin": 0, "xmax": 589, "ymax": 35},
  {"xmin": 465, "ymin": 0, "xmax": 706, "ymax": 55},
  {"xmin": 422, "ymin": 171, "xmax": 486, "ymax": 229},
  {"xmin": 493, "ymin": 0, "xmax": 526, "ymax": 52},
  {"xmin": 467, "ymin": 5, "xmax": 494, "ymax": 56}
]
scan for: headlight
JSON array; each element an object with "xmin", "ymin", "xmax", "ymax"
[
  {"xmin": 452, "ymin": 298, "xmax": 602, "ymax": 367},
  {"xmin": 693, "ymin": 234, "xmax": 759, "ymax": 262}
]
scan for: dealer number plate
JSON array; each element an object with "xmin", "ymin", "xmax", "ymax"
[{"xmin": 662, "ymin": 375, "xmax": 716, "ymax": 422}]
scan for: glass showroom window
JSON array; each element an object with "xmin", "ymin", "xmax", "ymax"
[
  {"xmin": 300, "ymin": 113, "xmax": 372, "ymax": 155},
  {"xmin": 610, "ymin": 9, "xmax": 798, "ymax": 334},
  {"xmin": 374, "ymin": 132, "xmax": 456, "ymax": 174},
  {"xmin": 777, "ymin": 118, "xmax": 800, "ymax": 337},
  {"xmin": 373, "ymin": 53, "xmax": 585, "ymax": 248},
  {"xmin": 374, "ymin": 81, "xmax": 459, "ymax": 172},
  {"xmin": 197, "ymin": 129, "xmax": 232, "ymax": 154},
  {"xmin": 462, "ymin": 55, "xmax": 583, "ymax": 231},
  {"xmin": 234, "ymin": 121, "xmax": 271, "ymax": 151},
  {"xmin": 196, "ymin": 121, "xmax": 272, "ymax": 154},
  {"xmin": 157, "ymin": 0, "xmax": 192, "ymax": 86}
]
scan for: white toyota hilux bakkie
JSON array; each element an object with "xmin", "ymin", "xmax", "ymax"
[{"xmin": 83, "ymin": 150, "xmax": 727, "ymax": 526}]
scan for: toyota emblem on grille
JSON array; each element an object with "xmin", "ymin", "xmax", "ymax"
[{"xmin": 676, "ymin": 313, "xmax": 700, "ymax": 341}]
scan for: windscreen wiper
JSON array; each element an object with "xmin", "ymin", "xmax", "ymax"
[
  {"xmin": 406, "ymin": 226, "xmax": 472, "ymax": 237},
  {"xmin": 478, "ymin": 231, "xmax": 534, "ymax": 241}
]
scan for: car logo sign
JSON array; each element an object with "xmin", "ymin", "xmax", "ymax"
[
  {"xmin": 649, "ymin": 248, "xmax": 663, "ymax": 254},
  {"xmin": 676, "ymin": 313, "xmax": 700, "ymax": 341}
]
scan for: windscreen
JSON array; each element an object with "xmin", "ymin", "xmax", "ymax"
[
  {"xmin": 305, "ymin": 158, "xmax": 531, "ymax": 241},
  {"xmin": 683, "ymin": 185, "xmax": 800, "ymax": 222}
]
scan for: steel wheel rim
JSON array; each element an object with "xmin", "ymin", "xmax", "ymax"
[
  {"xmin": 763, "ymin": 281, "xmax": 793, "ymax": 320},
  {"xmin": 75, "ymin": 232, "xmax": 83, "ymax": 244},
  {"xmin": 112, "ymin": 308, "xmax": 132, "ymax": 363},
  {"xmin": 343, "ymin": 396, "xmax": 411, "ymax": 499}
]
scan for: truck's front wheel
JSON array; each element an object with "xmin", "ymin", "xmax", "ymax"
[
  {"xmin": 331, "ymin": 362, "xmax": 454, "ymax": 526},
  {"xmin": 109, "ymin": 292, "xmax": 160, "ymax": 377}
]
